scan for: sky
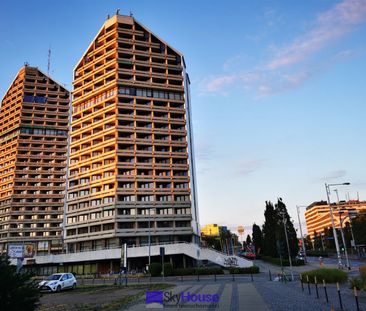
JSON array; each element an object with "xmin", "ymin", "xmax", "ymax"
[{"xmin": 1, "ymin": 0, "xmax": 366, "ymax": 237}]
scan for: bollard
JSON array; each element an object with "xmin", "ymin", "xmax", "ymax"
[
  {"xmin": 197, "ymin": 274, "xmax": 200, "ymax": 282},
  {"xmin": 181, "ymin": 275, "xmax": 183, "ymax": 282},
  {"xmin": 149, "ymin": 275, "xmax": 151, "ymax": 283},
  {"xmin": 337, "ymin": 282, "xmax": 343, "ymax": 310},
  {"xmin": 93, "ymin": 277, "xmax": 95, "ymax": 285},
  {"xmin": 214, "ymin": 274, "xmax": 216, "ymax": 282},
  {"xmin": 269, "ymin": 270, "xmax": 272, "ymax": 281},
  {"xmin": 114, "ymin": 278, "xmax": 117, "ymax": 285},
  {"xmin": 103, "ymin": 278, "xmax": 106, "ymax": 285},
  {"xmin": 314, "ymin": 276, "xmax": 319, "ymax": 299},
  {"xmin": 323, "ymin": 280, "xmax": 328, "ymax": 303},
  {"xmin": 251, "ymin": 273, "xmax": 253, "ymax": 282},
  {"xmin": 300, "ymin": 274, "xmax": 304, "ymax": 292},
  {"xmin": 137, "ymin": 275, "xmax": 140, "ymax": 283},
  {"xmin": 354, "ymin": 287, "xmax": 360, "ymax": 311},
  {"xmin": 125, "ymin": 275, "xmax": 128, "ymax": 286},
  {"xmin": 306, "ymin": 275, "xmax": 311, "ymax": 295}
]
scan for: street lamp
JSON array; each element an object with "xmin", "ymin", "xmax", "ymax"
[
  {"xmin": 296, "ymin": 205, "xmax": 307, "ymax": 263},
  {"xmin": 325, "ymin": 182, "xmax": 350, "ymax": 269},
  {"xmin": 148, "ymin": 207, "xmax": 151, "ymax": 269},
  {"xmin": 279, "ymin": 210, "xmax": 294, "ymax": 281},
  {"xmin": 338, "ymin": 211, "xmax": 351, "ymax": 270}
]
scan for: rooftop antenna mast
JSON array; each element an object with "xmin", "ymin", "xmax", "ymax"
[{"xmin": 47, "ymin": 46, "xmax": 51, "ymax": 76}]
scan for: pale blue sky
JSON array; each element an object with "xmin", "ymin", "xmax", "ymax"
[{"xmin": 1, "ymin": 0, "xmax": 366, "ymax": 236}]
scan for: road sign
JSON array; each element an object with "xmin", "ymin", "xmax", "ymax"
[{"xmin": 159, "ymin": 247, "xmax": 165, "ymax": 257}]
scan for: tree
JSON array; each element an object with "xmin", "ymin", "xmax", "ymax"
[
  {"xmin": 352, "ymin": 214, "xmax": 366, "ymax": 245},
  {"xmin": 275, "ymin": 198, "xmax": 299, "ymax": 258},
  {"xmin": 313, "ymin": 231, "xmax": 323, "ymax": 250},
  {"xmin": 304, "ymin": 235, "xmax": 313, "ymax": 250},
  {"xmin": 262, "ymin": 201, "xmax": 278, "ymax": 257},
  {"xmin": 0, "ymin": 255, "xmax": 40, "ymax": 311},
  {"xmin": 252, "ymin": 223, "xmax": 263, "ymax": 255},
  {"xmin": 323, "ymin": 226, "xmax": 335, "ymax": 250},
  {"xmin": 246, "ymin": 234, "xmax": 252, "ymax": 245}
]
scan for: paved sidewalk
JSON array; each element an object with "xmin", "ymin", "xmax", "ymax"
[{"xmin": 125, "ymin": 282, "xmax": 270, "ymax": 310}]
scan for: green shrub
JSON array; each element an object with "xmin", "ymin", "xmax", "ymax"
[
  {"xmin": 163, "ymin": 263, "xmax": 173, "ymax": 276},
  {"xmin": 149, "ymin": 263, "xmax": 162, "ymax": 277},
  {"xmin": 229, "ymin": 266, "xmax": 260, "ymax": 274},
  {"xmin": 301, "ymin": 268, "xmax": 348, "ymax": 284},
  {"xmin": 349, "ymin": 277, "xmax": 365, "ymax": 290}
]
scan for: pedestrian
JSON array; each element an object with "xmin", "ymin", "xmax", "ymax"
[{"xmin": 319, "ymin": 256, "xmax": 324, "ymax": 267}]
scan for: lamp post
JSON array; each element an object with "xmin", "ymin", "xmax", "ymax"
[
  {"xmin": 148, "ymin": 207, "xmax": 151, "ymax": 269},
  {"xmin": 280, "ymin": 210, "xmax": 294, "ymax": 281},
  {"xmin": 296, "ymin": 205, "xmax": 307, "ymax": 263},
  {"xmin": 338, "ymin": 211, "xmax": 351, "ymax": 270},
  {"xmin": 325, "ymin": 182, "xmax": 350, "ymax": 269}
]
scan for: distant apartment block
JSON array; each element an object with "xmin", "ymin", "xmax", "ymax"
[
  {"xmin": 65, "ymin": 14, "xmax": 199, "ymax": 253},
  {"xmin": 0, "ymin": 66, "xmax": 69, "ymax": 255},
  {"xmin": 305, "ymin": 200, "xmax": 366, "ymax": 239}
]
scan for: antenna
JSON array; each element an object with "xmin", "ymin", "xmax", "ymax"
[
  {"xmin": 130, "ymin": 10, "xmax": 133, "ymax": 17},
  {"xmin": 116, "ymin": 8, "xmax": 120, "ymax": 15},
  {"xmin": 47, "ymin": 46, "xmax": 51, "ymax": 76}
]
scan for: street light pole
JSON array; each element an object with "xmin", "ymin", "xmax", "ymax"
[
  {"xmin": 281, "ymin": 211, "xmax": 294, "ymax": 281},
  {"xmin": 325, "ymin": 182, "xmax": 350, "ymax": 269},
  {"xmin": 148, "ymin": 207, "xmax": 151, "ymax": 269},
  {"xmin": 339, "ymin": 212, "xmax": 351, "ymax": 270},
  {"xmin": 296, "ymin": 205, "xmax": 307, "ymax": 263}
]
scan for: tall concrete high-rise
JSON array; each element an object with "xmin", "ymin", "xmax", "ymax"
[
  {"xmin": 65, "ymin": 14, "xmax": 199, "ymax": 252},
  {"xmin": 0, "ymin": 65, "xmax": 70, "ymax": 255}
]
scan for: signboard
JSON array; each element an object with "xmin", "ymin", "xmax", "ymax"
[
  {"xmin": 160, "ymin": 247, "xmax": 165, "ymax": 257},
  {"xmin": 120, "ymin": 243, "xmax": 127, "ymax": 270},
  {"xmin": 24, "ymin": 244, "xmax": 35, "ymax": 257},
  {"xmin": 8, "ymin": 244, "xmax": 23, "ymax": 258}
]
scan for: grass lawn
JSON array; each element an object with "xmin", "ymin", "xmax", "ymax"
[{"xmin": 38, "ymin": 283, "xmax": 173, "ymax": 311}]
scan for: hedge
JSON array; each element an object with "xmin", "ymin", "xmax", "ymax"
[
  {"xmin": 301, "ymin": 268, "xmax": 348, "ymax": 284},
  {"xmin": 149, "ymin": 263, "xmax": 162, "ymax": 277},
  {"xmin": 229, "ymin": 266, "xmax": 260, "ymax": 274}
]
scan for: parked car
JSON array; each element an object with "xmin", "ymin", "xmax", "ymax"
[
  {"xmin": 295, "ymin": 251, "xmax": 306, "ymax": 261},
  {"xmin": 242, "ymin": 252, "xmax": 256, "ymax": 259},
  {"xmin": 38, "ymin": 273, "xmax": 77, "ymax": 292}
]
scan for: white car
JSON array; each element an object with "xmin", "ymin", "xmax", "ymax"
[{"xmin": 38, "ymin": 273, "xmax": 77, "ymax": 292}]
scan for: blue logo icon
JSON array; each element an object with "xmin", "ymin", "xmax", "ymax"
[{"xmin": 146, "ymin": 291, "xmax": 163, "ymax": 308}]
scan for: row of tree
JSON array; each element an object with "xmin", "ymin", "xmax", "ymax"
[{"xmin": 248, "ymin": 198, "xmax": 299, "ymax": 259}]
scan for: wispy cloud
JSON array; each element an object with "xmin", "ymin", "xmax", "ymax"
[
  {"xmin": 313, "ymin": 169, "xmax": 347, "ymax": 182},
  {"xmin": 200, "ymin": 0, "xmax": 366, "ymax": 97},
  {"xmin": 236, "ymin": 159, "xmax": 266, "ymax": 177},
  {"xmin": 267, "ymin": 0, "xmax": 366, "ymax": 70}
]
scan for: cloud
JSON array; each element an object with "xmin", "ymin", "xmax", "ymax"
[
  {"xmin": 236, "ymin": 159, "xmax": 266, "ymax": 177},
  {"xmin": 314, "ymin": 169, "xmax": 347, "ymax": 182},
  {"xmin": 201, "ymin": 75, "xmax": 237, "ymax": 93},
  {"xmin": 267, "ymin": 0, "xmax": 366, "ymax": 70},
  {"xmin": 199, "ymin": 0, "xmax": 366, "ymax": 97}
]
